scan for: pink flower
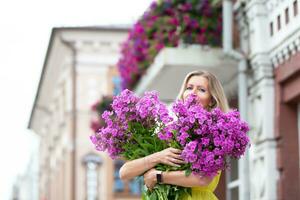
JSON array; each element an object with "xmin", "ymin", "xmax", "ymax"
[
  {"xmin": 155, "ymin": 43, "xmax": 165, "ymax": 51},
  {"xmin": 116, "ymin": 0, "xmax": 222, "ymax": 89}
]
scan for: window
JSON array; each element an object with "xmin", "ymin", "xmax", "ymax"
[
  {"xmin": 114, "ymin": 160, "xmax": 142, "ymax": 195},
  {"xmin": 114, "ymin": 160, "xmax": 125, "ymax": 192},
  {"xmin": 285, "ymin": 8, "xmax": 290, "ymax": 24},
  {"xmin": 87, "ymin": 162, "xmax": 98, "ymax": 200},
  {"xmin": 112, "ymin": 76, "xmax": 122, "ymax": 96},
  {"xmin": 226, "ymin": 158, "xmax": 239, "ymax": 200},
  {"xmin": 82, "ymin": 153, "xmax": 102, "ymax": 200},
  {"xmin": 277, "ymin": 15, "xmax": 281, "ymax": 30},
  {"xmin": 294, "ymin": 0, "xmax": 298, "ymax": 16},
  {"xmin": 129, "ymin": 177, "xmax": 143, "ymax": 195},
  {"xmin": 270, "ymin": 22, "xmax": 274, "ymax": 36},
  {"xmin": 231, "ymin": 187, "xmax": 239, "ymax": 200}
]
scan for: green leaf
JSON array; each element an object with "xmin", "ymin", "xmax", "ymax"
[
  {"xmin": 141, "ymin": 191, "xmax": 148, "ymax": 200},
  {"xmin": 175, "ymin": 193, "xmax": 179, "ymax": 200},
  {"xmin": 149, "ymin": 191, "xmax": 157, "ymax": 200},
  {"xmin": 185, "ymin": 169, "xmax": 192, "ymax": 177},
  {"xmin": 187, "ymin": 188, "xmax": 192, "ymax": 197},
  {"xmin": 211, "ymin": 0, "xmax": 221, "ymax": 7}
]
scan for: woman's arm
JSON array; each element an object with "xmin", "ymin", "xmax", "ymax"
[
  {"xmin": 119, "ymin": 153, "xmax": 158, "ymax": 181},
  {"xmin": 144, "ymin": 168, "xmax": 214, "ymax": 189},
  {"xmin": 119, "ymin": 148, "xmax": 184, "ymax": 181},
  {"xmin": 162, "ymin": 170, "xmax": 214, "ymax": 187}
]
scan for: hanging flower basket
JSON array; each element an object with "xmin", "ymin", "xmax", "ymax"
[
  {"xmin": 90, "ymin": 96, "xmax": 113, "ymax": 132},
  {"xmin": 117, "ymin": 0, "xmax": 222, "ymax": 89}
]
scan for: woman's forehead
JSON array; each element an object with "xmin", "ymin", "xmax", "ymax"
[{"xmin": 187, "ymin": 76, "xmax": 208, "ymax": 86}]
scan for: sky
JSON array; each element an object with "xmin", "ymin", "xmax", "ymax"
[{"xmin": 0, "ymin": 0, "xmax": 152, "ymax": 199}]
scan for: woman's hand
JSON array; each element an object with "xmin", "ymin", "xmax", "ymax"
[
  {"xmin": 120, "ymin": 148, "xmax": 184, "ymax": 182},
  {"xmin": 155, "ymin": 147, "xmax": 185, "ymax": 167},
  {"xmin": 144, "ymin": 168, "xmax": 159, "ymax": 190}
]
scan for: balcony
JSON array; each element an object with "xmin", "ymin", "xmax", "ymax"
[{"xmin": 134, "ymin": 45, "xmax": 239, "ymax": 102}]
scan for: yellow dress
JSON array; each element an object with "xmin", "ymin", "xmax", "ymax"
[
  {"xmin": 183, "ymin": 171, "xmax": 221, "ymax": 200},
  {"xmin": 141, "ymin": 172, "xmax": 221, "ymax": 200}
]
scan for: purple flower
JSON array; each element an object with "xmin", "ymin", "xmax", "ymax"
[
  {"xmin": 166, "ymin": 94, "xmax": 250, "ymax": 177},
  {"xmin": 90, "ymin": 89, "xmax": 172, "ymax": 159},
  {"xmin": 117, "ymin": 0, "xmax": 222, "ymax": 89}
]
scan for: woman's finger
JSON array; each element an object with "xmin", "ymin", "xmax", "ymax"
[
  {"xmin": 173, "ymin": 158, "xmax": 185, "ymax": 164},
  {"xmin": 169, "ymin": 157, "xmax": 185, "ymax": 164},
  {"xmin": 168, "ymin": 159, "xmax": 181, "ymax": 166},
  {"xmin": 170, "ymin": 148, "xmax": 182, "ymax": 154},
  {"xmin": 146, "ymin": 184, "xmax": 153, "ymax": 191},
  {"xmin": 167, "ymin": 161, "xmax": 180, "ymax": 167},
  {"xmin": 170, "ymin": 153, "xmax": 184, "ymax": 160}
]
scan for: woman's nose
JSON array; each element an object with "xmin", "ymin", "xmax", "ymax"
[{"xmin": 192, "ymin": 88, "xmax": 197, "ymax": 94}]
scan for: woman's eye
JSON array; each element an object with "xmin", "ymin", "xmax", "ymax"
[
  {"xmin": 199, "ymin": 88, "xmax": 206, "ymax": 92},
  {"xmin": 186, "ymin": 87, "xmax": 192, "ymax": 90}
]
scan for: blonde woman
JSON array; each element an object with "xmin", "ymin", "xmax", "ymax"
[{"xmin": 119, "ymin": 70, "xmax": 229, "ymax": 200}]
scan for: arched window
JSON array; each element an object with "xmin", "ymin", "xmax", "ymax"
[{"xmin": 82, "ymin": 153, "xmax": 103, "ymax": 200}]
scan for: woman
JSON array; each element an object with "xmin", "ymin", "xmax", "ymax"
[{"xmin": 119, "ymin": 70, "xmax": 230, "ymax": 199}]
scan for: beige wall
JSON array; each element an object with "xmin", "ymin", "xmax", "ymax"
[{"xmin": 30, "ymin": 28, "xmax": 143, "ymax": 200}]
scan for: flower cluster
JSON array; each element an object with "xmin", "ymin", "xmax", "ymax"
[
  {"xmin": 90, "ymin": 96, "xmax": 113, "ymax": 133},
  {"xmin": 90, "ymin": 89, "xmax": 190, "ymax": 199},
  {"xmin": 90, "ymin": 89, "xmax": 172, "ymax": 159},
  {"xmin": 136, "ymin": 91, "xmax": 173, "ymax": 125},
  {"xmin": 90, "ymin": 90, "xmax": 250, "ymax": 199},
  {"xmin": 117, "ymin": 0, "xmax": 222, "ymax": 89},
  {"xmin": 159, "ymin": 94, "xmax": 250, "ymax": 177}
]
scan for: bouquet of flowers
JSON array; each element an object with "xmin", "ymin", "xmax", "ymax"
[
  {"xmin": 90, "ymin": 89, "xmax": 172, "ymax": 159},
  {"xmin": 90, "ymin": 89, "xmax": 188, "ymax": 199},
  {"xmin": 159, "ymin": 94, "xmax": 250, "ymax": 179},
  {"xmin": 90, "ymin": 90, "xmax": 250, "ymax": 200}
]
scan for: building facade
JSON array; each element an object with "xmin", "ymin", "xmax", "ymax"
[
  {"xmin": 239, "ymin": 0, "xmax": 300, "ymax": 199},
  {"xmin": 28, "ymin": 27, "xmax": 142, "ymax": 200},
  {"xmin": 27, "ymin": 1, "xmax": 300, "ymax": 200},
  {"xmin": 133, "ymin": 0, "xmax": 300, "ymax": 200}
]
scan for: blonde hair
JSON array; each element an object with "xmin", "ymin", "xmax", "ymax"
[{"xmin": 177, "ymin": 70, "xmax": 230, "ymax": 112}]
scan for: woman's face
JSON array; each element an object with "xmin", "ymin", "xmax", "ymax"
[{"xmin": 183, "ymin": 75, "xmax": 212, "ymax": 108}]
